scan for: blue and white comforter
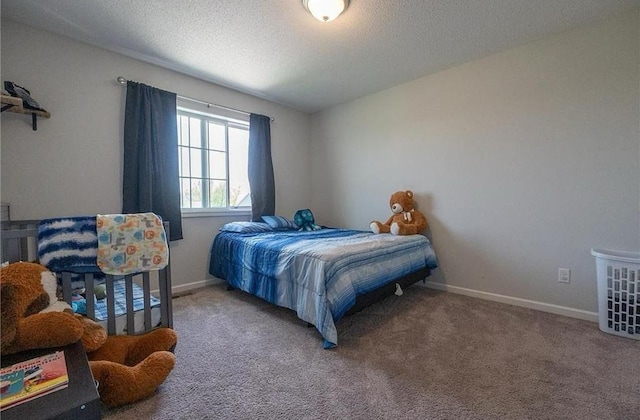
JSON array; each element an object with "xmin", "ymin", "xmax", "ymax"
[{"xmin": 209, "ymin": 229, "xmax": 438, "ymax": 348}]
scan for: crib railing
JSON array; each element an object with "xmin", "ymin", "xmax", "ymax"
[
  {"xmin": 1, "ymin": 220, "xmax": 39, "ymax": 263},
  {"xmin": 1, "ymin": 220, "xmax": 173, "ymax": 334}
]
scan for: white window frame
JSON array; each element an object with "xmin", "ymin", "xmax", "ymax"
[{"xmin": 177, "ymin": 107, "xmax": 252, "ymax": 218}]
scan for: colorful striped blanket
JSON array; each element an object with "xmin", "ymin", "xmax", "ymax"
[{"xmin": 38, "ymin": 216, "xmax": 102, "ymax": 273}]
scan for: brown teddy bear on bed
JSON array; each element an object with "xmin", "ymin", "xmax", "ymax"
[
  {"xmin": 370, "ymin": 190, "xmax": 428, "ymax": 235},
  {"xmin": 0, "ymin": 261, "xmax": 177, "ymax": 407}
]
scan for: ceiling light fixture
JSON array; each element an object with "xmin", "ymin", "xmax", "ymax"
[{"xmin": 302, "ymin": 0, "xmax": 350, "ymax": 23}]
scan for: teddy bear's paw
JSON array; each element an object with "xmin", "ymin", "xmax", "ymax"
[
  {"xmin": 75, "ymin": 315, "xmax": 108, "ymax": 353},
  {"xmin": 370, "ymin": 222, "xmax": 381, "ymax": 234},
  {"xmin": 91, "ymin": 351, "xmax": 176, "ymax": 407},
  {"xmin": 138, "ymin": 351, "xmax": 176, "ymax": 381},
  {"xmin": 126, "ymin": 328, "xmax": 178, "ymax": 366},
  {"xmin": 6, "ymin": 312, "xmax": 85, "ymax": 355},
  {"xmin": 390, "ymin": 222, "xmax": 401, "ymax": 235}
]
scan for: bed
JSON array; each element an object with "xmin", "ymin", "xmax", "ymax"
[
  {"xmin": 1, "ymin": 218, "xmax": 173, "ymax": 336},
  {"xmin": 209, "ymin": 224, "xmax": 438, "ymax": 348}
]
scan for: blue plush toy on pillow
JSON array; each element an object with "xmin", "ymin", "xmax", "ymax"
[{"xmin": 294, "ymin": 209, "xmax": 321, "ymax": 231}]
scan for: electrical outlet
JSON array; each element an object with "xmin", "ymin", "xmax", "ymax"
[{"xmin": 558, "ymin": 268, "xmax": 571, "ymax": 283}]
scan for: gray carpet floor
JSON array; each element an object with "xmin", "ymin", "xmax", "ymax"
[{"xmin": 103, "ymin": 283, "xmax": 639, "ymax": 420}]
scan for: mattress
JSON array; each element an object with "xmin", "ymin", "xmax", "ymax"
[
  {"xmin": 76, "ymin": 278, "xmax": 162, "ymax": 334},
  {"xmin": 209, "ymin": 228, "xmax": 438, "ymax": 348},
  {"xmin": 96, "ymin": 305, "xmax": 161, "ymax": 335}
]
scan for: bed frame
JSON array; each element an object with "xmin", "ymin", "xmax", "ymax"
[
  {"xmin": 344, "ymin": 266, "xmax": 430, "ymax": 316},
  {"xmin": 1, "ymin": 219, "xmax": 173, "ymax": 335},
  {"xmin": 296, "ymin": 267, "xmax": 430, "ymax": 329},
  {"xmin": 229, "ymin": 266, "xmax": 432, "ymax": 326}
]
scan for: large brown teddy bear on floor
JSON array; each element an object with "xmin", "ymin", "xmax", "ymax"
[
  {"xmin": 0, "ymin": 261, "xmax": 177, "ymax": 407},
  {"xmin": 370, "ymin": 190, "xmax": 428, "ymax": 235}
]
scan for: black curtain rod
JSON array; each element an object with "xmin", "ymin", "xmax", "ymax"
[{"xmin": 116, "ymin": 76, "xmax": 274, "ymax": 122}]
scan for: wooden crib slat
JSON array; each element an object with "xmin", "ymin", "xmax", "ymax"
[
  {"xmin": 85, "ymin": 273, "xmax": 96, "ymax": 320},
  {"xmin": 142, "ymin": 272, "xmax": 152, "ymax": 330},
  {"xmin": 159, "ymin": 266, "xmax": 172, "ymax": 328},
  {"xmin": 161, "ymin": 222, "xmax": 173, "ymax": 328},
  {"xmin": 3, "ymin": 237, "xmax": 21, "ymax": 263},
  {"xmin": 26, "ymin": 232, "xmax": 37, "ymax": 262},
  {"xmin": 105, "ymin": 275, "xmax": 116, "ymax": 335},
  {"xmin": 1, "ymin": 226, "xmax": 37, "ymax": 262},
  {"xmin": 125, "ymin": 275, "xmax": 135, "ymax": 335},
  {"xmin": 6, "ymin": 222, "xmax": 36, "ymax": 255},
  {"xmin": 61, "ymin": 272, "xmax": 73, "ymax": 305}
]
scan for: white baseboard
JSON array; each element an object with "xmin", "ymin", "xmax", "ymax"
[
  {"xmin": 164, "ymin": 278, "xmax": 599, "ymax": 323},
  {"xmin": 423, "ymin": 281, "xmax": 599, "ymax": 323},
  {"xmin": 153, "ymin": 278, "xmax": 224, "ymax": 296}
]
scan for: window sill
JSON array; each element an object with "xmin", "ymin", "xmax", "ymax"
[{"xmin": 181, "ymin": 209, "xmax": 252, "ymax": 219}]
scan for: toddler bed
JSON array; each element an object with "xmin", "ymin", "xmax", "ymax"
[
  {"xmin": 209, "ymin": 222, "xmax": 438, "ymax": 348},
  {"xmin": 1, "ymin": 218, "xmax": 173, "ymax": 336}
]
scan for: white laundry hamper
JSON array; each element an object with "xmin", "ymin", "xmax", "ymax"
[{"xmin": 591, "ymin": 248, "xmax": 640, "ymax": 340}]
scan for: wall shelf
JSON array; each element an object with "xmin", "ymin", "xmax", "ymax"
[{"xmin": 1, "ymin": 94, "xmax": 50, "ymax": 130}]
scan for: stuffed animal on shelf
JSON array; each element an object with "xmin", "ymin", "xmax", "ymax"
[
  {"xmin": 370, "ymin": 190, "xmax": 428, "ymax": 235},
  {"xmin": 0, "ymin": 261, "xmax": 177, "ymax": 408}
]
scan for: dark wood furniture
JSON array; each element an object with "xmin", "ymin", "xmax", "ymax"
[{"xmin": 1, "ymin": 341, "xmax": 101, "ymax": 420}]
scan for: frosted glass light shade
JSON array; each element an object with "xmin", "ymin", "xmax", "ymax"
[{"xmin": 302, "ymin": 0, "xmax": 349, "ymax": 22}]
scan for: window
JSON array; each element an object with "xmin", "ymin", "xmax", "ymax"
[{"xmin": 177, "ymin": 108, "xmax": 251, "ymax": 212}]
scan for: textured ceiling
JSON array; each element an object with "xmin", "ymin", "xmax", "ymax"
[{"xmin": 2, "ymin": 0, "xmax": 638, "ymax": 113}]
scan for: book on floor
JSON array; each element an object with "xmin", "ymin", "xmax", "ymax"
[{"xmin": 0, "ymin": 351, "xmax": 69, "ymax": 410}]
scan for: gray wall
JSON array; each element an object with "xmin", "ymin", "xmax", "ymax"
[
  {"xmin": 0, "ymin": 19, "xmax": 311, "ymax": 290},
  {"xmin": 2, "ymin": 11, "xmax": 639, "ymax": 318},
  {"xmin": 309, "ymin": 10, "xmax": 640, "ymax": 317}
]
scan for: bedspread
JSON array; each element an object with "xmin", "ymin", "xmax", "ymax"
[{"xmin": 209, "ymin": 229, "xmax": 438, "ymax": 348}]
